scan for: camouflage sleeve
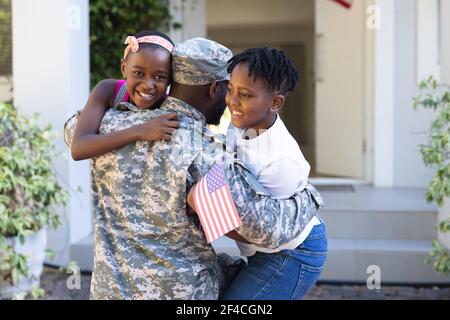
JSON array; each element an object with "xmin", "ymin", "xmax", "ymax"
[
  {"xmin": 63, "ymin": 112, "xmax": 80, "ymax": 150},
  {"xmin": 223, "ymin": 159, "xmax": 325, "ymax": 249}
]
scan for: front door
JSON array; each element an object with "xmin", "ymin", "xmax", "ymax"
[{"xmin": 314, "ymin": 0, "xmax": 366, "ymax": 179}]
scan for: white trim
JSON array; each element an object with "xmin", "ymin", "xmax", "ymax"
[
  {"xmin": 365, "ymin": 0, "xmax": 376, "ymax": 184},
  {"xmin": 373, "ymin": 0, "xmax": 395, "ymax": 187},
  {"xmin": 416, "ymin": 0, "xmax": 441, "ymax": 82},
  {"xmin": 309, "ymin": 177, "xmax": 368, "ymax": 186},
  {"xmin": 169, "ymin": 0, "xmax": 206, "ymax": 43}
]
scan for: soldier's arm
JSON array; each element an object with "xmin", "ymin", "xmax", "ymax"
[
  {"xmin": 185, "ymin": 128, "xmax": 322, "ymax": 249},
  {"xmin": 223, "ymin": 160, "xmax": 323, "ymax": 249},
  {"xmin": 185, "ymin": 147, "xmax": 322, "ymax": 248}
]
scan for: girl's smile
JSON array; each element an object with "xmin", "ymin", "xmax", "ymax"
[
  {"xmin": 135, "ymin": 88, "xmax": 157, "ymax": 104},
  {"xmin": 121, "ymin": 47, "xmax": 171, "ymax": 109}
]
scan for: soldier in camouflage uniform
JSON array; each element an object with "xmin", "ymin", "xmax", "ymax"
[{"xmin": 64, "ymin": 37, "xmax": 324, "ymax": 300}]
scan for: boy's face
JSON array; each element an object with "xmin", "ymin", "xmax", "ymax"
[
  {"xmin": 121, "ymin": 47, "xmax": 171, "ymax": 109},
  {"xmin": 226, "ymin": 63, "xmax": 281, "ymax": 130}
]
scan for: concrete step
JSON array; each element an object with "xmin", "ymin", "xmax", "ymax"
[
  {"xmin": 70, "ymin": 235, "xmax": 93, "ymax": 272},
  {"xmin": 317, "ymin": 186, "xmax": 438, "ymax": 240},
  {"xmin": 212, "ymin": 237, "xmax": 450, "ymax": 284},
  {"xmin": 320, "ymin": 238, "xmax": 450, "ymax": 284},
  {"xmin": 320, "ymin": 209, "xmax": 437, "ymax": 240}
]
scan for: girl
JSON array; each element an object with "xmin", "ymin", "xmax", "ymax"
[
  {"xmin": 188, "ymin": 47, "xmax": 327, "ymax": 300},
  {"xmin": 70, "ymin": 30, "xmax": 179, "ymax": 161}
]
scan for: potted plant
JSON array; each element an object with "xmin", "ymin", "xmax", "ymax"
[
  {"xmin": 413, "ymin": 77, "xmax": 450, "ymax": 275},
  {"xmin": 0, "ymin": 102, "xmax": 67, "ymax": 299}
]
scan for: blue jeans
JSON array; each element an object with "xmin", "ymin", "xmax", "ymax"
[{"xmin": 222, "ymin": 223, "xmax": 328, "ymax": 300}]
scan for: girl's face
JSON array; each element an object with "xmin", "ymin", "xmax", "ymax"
[
  {"xmin": 226, "ymin": 63, "xmax": 282, "ymax": 130},
  {"xmin": 121, "ymin": 47, "xmax": 171, "ymax": 109}
]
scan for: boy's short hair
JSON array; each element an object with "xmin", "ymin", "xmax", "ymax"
[{"xmin": 227, "ymin": 47, "xmax": 299, "ymax": 95}]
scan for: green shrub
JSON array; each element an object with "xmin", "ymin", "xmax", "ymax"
[
  {"xmin": 89, "ymin": 0, "xmax": 179, "ymax": 86},
  {"xmin": 0, "ymin": 103, "xmax": 68, "ymax": 297},
  {"xmin": 414, "ymin": 77, "xmax": 450, "ymax": 275}
]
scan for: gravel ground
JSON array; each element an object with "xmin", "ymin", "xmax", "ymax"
[{"xmin": 36, "ymin": 266, "xmax": 450, "ymax": 300}]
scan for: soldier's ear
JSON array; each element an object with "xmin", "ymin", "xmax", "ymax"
[{"xmin": 208, "ymin": 80, "xmax": 220, "ymax": 98}]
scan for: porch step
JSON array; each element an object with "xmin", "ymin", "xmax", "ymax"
[
  {"xmin": 319, "ymin": 209, "xmax": 437, "ymax": 240},
  {"xmin": 212, "ymin": 237, "xmax": 450, "ymax": 284},
  {"xmin": 317, "ymin": 186, "xmax": 438, "ymax": 240},
  {"xmin": 70, "ymin": 235, "xmax": 93, "ymax": 272},
  {"xmin": 321, "ymin": 238, "xmax": 450, "ymax": 284}
]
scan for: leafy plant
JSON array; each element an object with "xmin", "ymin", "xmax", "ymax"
[
  {"xmin": 89, "ymin": 0, "xmax": 180, "ymax": 86},
  {"xmin": 413, "ymin": 77, "xmax": 450, "ymax": 275},
  {"xmin": 0, "ymin": 103, "xmax": 68, "ymax": 298}
]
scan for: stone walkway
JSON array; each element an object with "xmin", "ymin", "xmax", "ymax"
[{"xmin": 37, "ymin": 266, "xmax": 450, "ymax": 300}]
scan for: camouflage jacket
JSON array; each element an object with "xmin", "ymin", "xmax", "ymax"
[{"xmin": 64, "ymin": 97, "xmax": 324, "ymax": 300}]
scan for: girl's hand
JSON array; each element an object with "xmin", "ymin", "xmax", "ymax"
[{"xmin": 136, "ymin": 113, "xmax": 179, "ymax": 141}]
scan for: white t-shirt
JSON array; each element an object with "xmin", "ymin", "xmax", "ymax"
[{"xmin": 227, "ymin": 115, "xmax": 321, "ymax": 256}]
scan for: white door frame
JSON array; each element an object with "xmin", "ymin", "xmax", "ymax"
[
  {"xmin": 314, "ymin": 0, "xmax": 394, "ymax": 187},
  {"xmin": 364, "ymin": 0, "xmax": 376, "ymax": 185},
  {"xmin": 314, "ymin": 0, "xmax": 375, "ymax": 183},
  {"xmin": 372, "ymin": 0, "xmax": 395, "ymax": 187}
]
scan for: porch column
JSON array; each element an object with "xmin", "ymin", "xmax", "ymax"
[
  {"xmin": 12, "ymin": 0, "xmax": 92, "ymax": 266},
  {"xmin": 373, "ymin": 0, "xmax": 395, "ymax": 187},
  {"xmin": 169, "ymin": 0, "xmax": 206, "ymax": 44}
]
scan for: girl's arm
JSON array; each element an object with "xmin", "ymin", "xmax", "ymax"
[{"xmin": 71, "ymin": 79, "xmax": 178, "ymax": 161}]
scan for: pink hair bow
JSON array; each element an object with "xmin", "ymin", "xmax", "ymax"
[
  {"xmin": 123, "ymin": 35, "xmax": 174, "ymax": 60},
  {"xmin": 123, "ymin": 36, "xmax": 139, "ymax": 59}
]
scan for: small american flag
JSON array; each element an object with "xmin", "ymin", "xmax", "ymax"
[{"xmin": 192, "ymin": 164, "xmax": 242, "ymax": 243}]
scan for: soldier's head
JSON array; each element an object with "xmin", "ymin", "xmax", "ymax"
[{"xmin": 169, "ymin": 37, "xmax": 232, "ymax": 125}]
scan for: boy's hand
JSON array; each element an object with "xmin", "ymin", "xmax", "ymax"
[{"xmin": 136, "ymin": 113, "xmax": 179, "ymax": 141}]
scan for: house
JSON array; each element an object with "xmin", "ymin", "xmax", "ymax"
[{"xmin": 3, "ymin": 0, "xmax": 450, "ymax": 284}]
